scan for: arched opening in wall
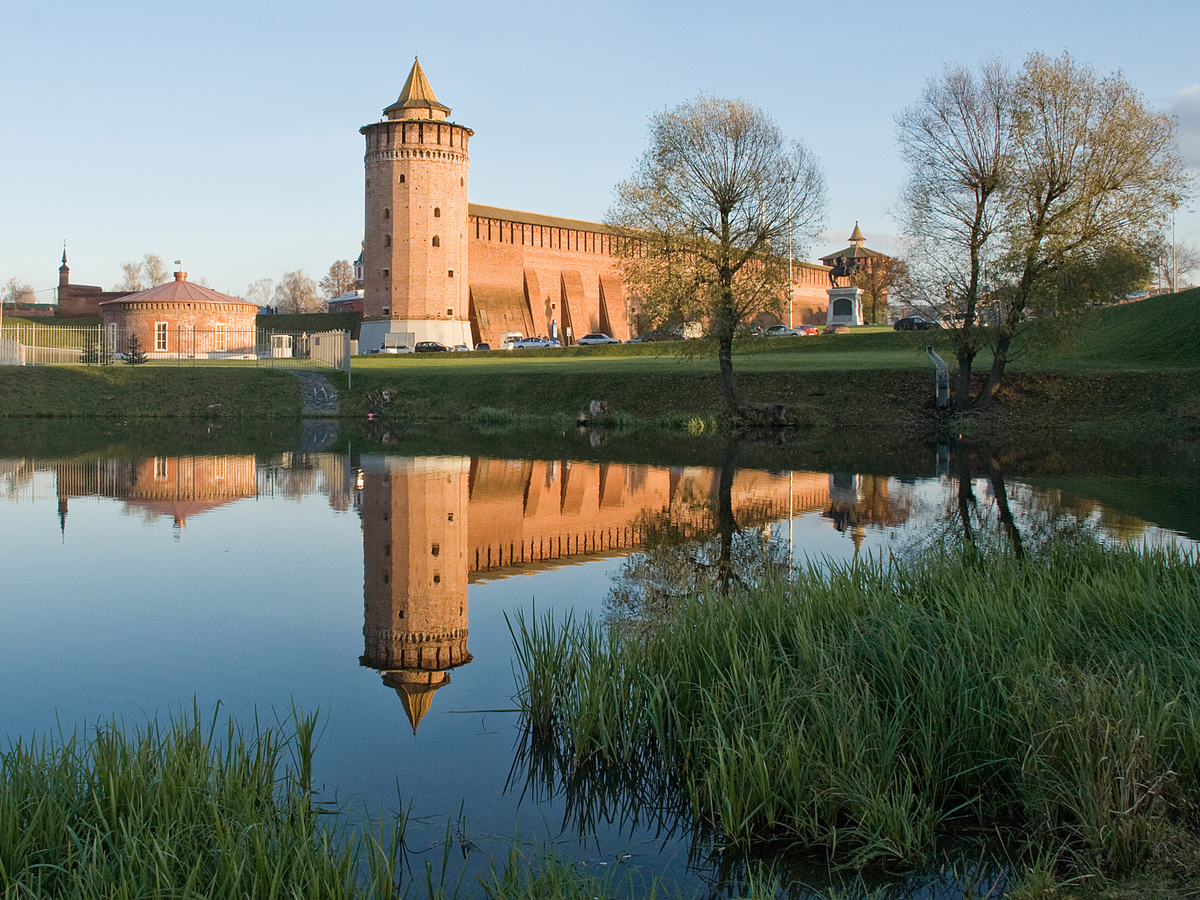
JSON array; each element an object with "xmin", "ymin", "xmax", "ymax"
[
  {"xmin": 383, "ymin": 208, "xmax": 390, "ymax": 219},
  {"xmin": 384, "ymin": 235, "xmax": 391, "ymax": 247},
  {"xmin": 433, "ymin": 207, "xmax": 441, "ymax": 217},
  {"xmin": 399, "ymin": 174, "xmax": 405, "ymax": 184},
  {"xmin": 432, "ymin": 235, "xmax": 440, "ymax": 247}
]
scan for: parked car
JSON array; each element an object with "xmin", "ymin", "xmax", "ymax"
[
  {"xmin": 577, "ymin": 332, "xmax": 621, "ymax": 345},
  {"xmin": 414, "ymin": 341, "xmax": 450, "ymax": 352},
  {"xmin": 474, "ymin": 342, "xmax": 491, "ymax": 351},
  {"xmin": 893, "ymin": 316, "xmax": 939, "ymax": 331},
  {"xmin": 501, "ymin": 332, "xmax": 525, "ymax": 350},
  {"xmin": 452, "ymin": 344, "xmax": 471, "ymax": 352},
  {"xmin": 626, "ymin": 329, "xmax": 679, "ymax": 343},
  {"xmin": 511, "ymin": 336, "xmax": 557, "ymax": 350},
  {"xmin": 765, "ymin": 324, "xmax": 808, "ymax": 337}
]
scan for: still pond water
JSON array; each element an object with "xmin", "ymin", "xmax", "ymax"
[{"xmin": 1, "ymin": 432, "xmax": 1196, "ymax": 896}]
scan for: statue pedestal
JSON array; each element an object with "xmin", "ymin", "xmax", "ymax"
[{"xmin": 826, "ymin": 287, "xmax": 864, "ymax": 327}]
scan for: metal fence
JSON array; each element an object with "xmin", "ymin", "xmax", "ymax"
[{"xmin": 0, "ymin": 323, "xmax": 350, "ymax": 371}]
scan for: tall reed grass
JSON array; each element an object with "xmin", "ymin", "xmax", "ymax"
[
  {"xmin": 0, "ymin": 704, "xmax": 404, "ymax": 899},
  {"xmin": 511, "ymin": 543, "xmax": 1200, "ymax": 871}
]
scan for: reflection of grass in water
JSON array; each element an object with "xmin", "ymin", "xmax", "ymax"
[{"xmin": 512, "ymin": 542, "xmax": 1200, "ymax": 879}]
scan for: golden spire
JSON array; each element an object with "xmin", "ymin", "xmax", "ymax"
[
  {"xmin": 385, "ymin": 57, "xmax": 451, "ymax": 118},
  {"xmin": 848, "ymin": 222, "xmax": 865, "ymax": 245},
  {"xmin": 383, "ymin": 670, "xmax": 452, "ymax": 734}
]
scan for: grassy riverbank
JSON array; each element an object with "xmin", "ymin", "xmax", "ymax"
[
  {"xmin": 6, "ymin": 543, "xmax": 1199, "ymax": 899},
  {"xmin": 0, "ymin": 366, "xmax": 302, "ymax": 418},
  {"xmin": 2, "ymin": 291, "xmax": 1198, "ymax": 455},
  {"xmin": 513, "ymin": 541, "xmax": 1200, "ymax": 894},
  {"xmin": 0, "ymin": 709, "xmax": 777, "ymax": 900}
]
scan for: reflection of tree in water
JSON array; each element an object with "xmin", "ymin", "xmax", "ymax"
[
  {"xmin": 606, "ymin": 441, "xmax": 791, "ymax": 628},
  {"xmin": 607, "ymin": 524, "xmax": 790, "ymax": 627},
  {"xmin": 903, "ymin": 444, "xmax": 1112, "ymax": 561}
]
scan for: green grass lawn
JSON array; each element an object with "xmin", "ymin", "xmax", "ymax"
[
  {"xmin": 3, "ymin": 290, "xmax": 1197, "ymax": 434},
  {"xmin": 0, "ymin": 366, "xmax": 302, "ymax": 418}
]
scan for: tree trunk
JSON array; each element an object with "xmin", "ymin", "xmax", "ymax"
[
  {"xmin": 955, "ymin": 345, "xmax": 976, "ymax": 413},
  {"xmin": 717, "ymin": 331, "xmax": 742, "ymax": 418},
  {"xmin": 715, "ymin": 438, "xmax": 741, "ymax": 596},
  {"xmin": 956, "ymin": 444, "xmax": 976, "ymax": 546},
  {"xmin": 977, "ymin": 331, "xmax": 1012, "ymax": 410},
  {"xmin": 986, "ymin": 452, "xmax": 1024, "ymax": 560}
]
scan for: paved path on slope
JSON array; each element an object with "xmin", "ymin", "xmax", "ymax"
[{"xmin": 290, "ymin": 371, "xmax": 340, "ymax": 417}]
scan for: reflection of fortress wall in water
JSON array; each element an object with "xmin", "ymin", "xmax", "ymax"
[
  {"xmin": 355, "ymin": 456, "xmax": 874, "ymax": 731},
  {"xmin": 465, "ymin": 460, "xmax": 836, "ymax": 573},
  {"xmin": 360, "ymin": 456, "xmax": 472, "ymax": 732},
  {"xmin": 53, "ymin": 456, "xmax": 259, "ymax": 529}
]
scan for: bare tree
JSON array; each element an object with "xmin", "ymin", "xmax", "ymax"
[
  {"xmin": 115, "ymin": 261, "xmax": 143, "ymax": 292},
  {"xmin": 851, "ymin": 256, "xmax": 908, "ymax": 325},
  {"xmin": 893, "ymin": 60, "xmax": 1015, "ymax": 412},
  {"xmin": 977, "ymin": 52, "xmax": 1189, "ymax": 406},
  {"xmin": 3, "ymin": 278, "xmax": 35, "ymax": 307},
  {"xmin": 319, "ymin": 260, "xmax": 355, "ymax": 300},
  {"xmin": 273, "ymin": 270, "xmax": 324, "ymax": 314},
  {"xmin": 114, "ymin": 252, "xmax": 170, "ymax": 291},
  {"xmin": 1147, "ymin": 234, "xmax": 1200, "ymax": 291},
  {"xmin": 609, "ymin": 95, "xmax": 826, "ymax": 417},
  {"xmin": 244, "ymin": 278, "xmax": 275, "ymax": 309},
  {"xmin": 143, "ymin": 254, "xmax": 168, "ymax": 286}
]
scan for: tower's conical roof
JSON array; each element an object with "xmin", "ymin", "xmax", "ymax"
[
  {"xmin": 385, "ymin": 58, "xmax": 451, "ymax": 118},
  {"xmin": 849, "ymin": 222, "xmax": 865, "ymax": 244},
  {"xmin": 383, "ymin": 670, "xmax": 452, "ymax": 734}
]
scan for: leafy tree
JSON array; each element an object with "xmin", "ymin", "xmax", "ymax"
[
  {"xmin": 977, "ymin": 52, "xmax": 1188, "ymax": 406},
  {"xmin": 895, "ymin": 54, "xmax": 1189, "ymax": 411},
  {"xmin": 125, "ymin": 332, "xmax": 147, "ymax": 366},
  {"xmin": 318, "ymin": 260, "xmax": 355, "ymax": 299},
  {"xmin": 609, "ymin": 95, "xmax": 826, "ymax": 417},
  {"xmin": 272, "ymin": 270, "xmax": 324, "ymax": 314}
]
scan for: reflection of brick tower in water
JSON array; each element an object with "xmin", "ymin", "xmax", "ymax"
[{"xmin": 360, "ymin": 456, "xmax": 472, "ymax": 733}]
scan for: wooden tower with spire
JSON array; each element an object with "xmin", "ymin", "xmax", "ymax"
[{"xmin": 360, "ymin": 59, "xmax": 474, "ymax": 351}]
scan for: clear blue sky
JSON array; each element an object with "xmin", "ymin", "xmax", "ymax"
[{"xmin": 3, "ymin": 0, "xmax": 1197, "ymax": 298}]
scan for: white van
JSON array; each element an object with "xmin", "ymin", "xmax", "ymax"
[{"xmin": 501, "ymin": 332, "xmax": 524, "ymax": 350}]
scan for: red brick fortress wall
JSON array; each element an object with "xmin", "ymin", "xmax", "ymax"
[{"xmin": 466, "ymin": 208, "xmax": 630, "ymax": 346}]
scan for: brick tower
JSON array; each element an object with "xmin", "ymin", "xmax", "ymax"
[
  {"xmin": 359, "ymin": 59, "xmax": 473, "ymax": 352},
  {"xmin": 359, "ymin": 455, "xmax": 472, "ymax": 733}
]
